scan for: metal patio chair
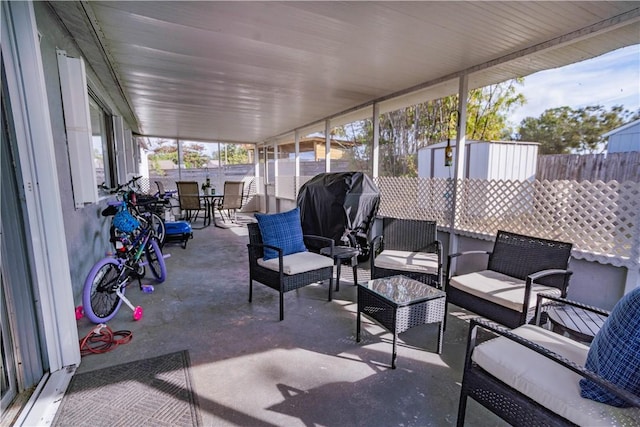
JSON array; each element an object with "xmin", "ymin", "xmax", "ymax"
[{"xmin": 213, "ymin": 180, "xmax": 244, "ymax": 227}]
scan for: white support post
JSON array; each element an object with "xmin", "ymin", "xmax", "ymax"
[
  {"xmin": 177, "ymin": 139, "xmax": 183, "ymax": 180},
  {"xmin": 325, "ymin": 120, "xmax": 331, "ymax": 172},
  {"xmin": 253, "ymin": 145, "xmax": 259, "ymax": 183},
  {"xmin": 274, "ymin": 143, "xmax": 279, "ymax": 197},
  {"xmin": 294, "ymin": 130, "xmax": 300, "ymax": 195},
  {"xmin": 448, "ymin": 75, "xmax": 469, "ymax": 272},
  {"xmin": 217, "ymin": 141, "xmax": 223, "ymax": 184},
  {"xmin": 372, "ymin": 103, "xmax": 380, "ymax": 178}
]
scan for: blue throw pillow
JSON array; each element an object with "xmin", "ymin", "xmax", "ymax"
[
  {"xmin": 254, "ymin": 208, "xmax": 307, "ymax": 261},
  {"xmin": 579, "ymin": 286, "xmax": 640, "ymax": 407}
]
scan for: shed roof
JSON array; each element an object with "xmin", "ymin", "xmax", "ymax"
[{"xmin": 602, "ymin": 119, "xmax": 640, "ymax": 137}]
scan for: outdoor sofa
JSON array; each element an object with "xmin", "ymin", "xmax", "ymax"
[{"xmin": 457, "ymin": 291, "xmax": 640, "ymax": 426}]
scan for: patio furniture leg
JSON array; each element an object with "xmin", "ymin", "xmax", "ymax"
[
  {"xmin": 352, "ymin": 264, "xmax": 358, "ymax": 286},
  {"xmin": 392, "ymin": 330, "xmax": 398, "ymax": 369},
  {"xmin": 279, "ymin": 290, "xmax": 284, "ymax": 321},
  {"xmin": 456, "ymin": 392, "xmax": 468, "ymax": 427},
  {"xmin": 437, "ymin": 318, "xmax": 444, "ymax": 354}
]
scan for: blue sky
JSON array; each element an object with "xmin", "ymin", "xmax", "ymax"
[{"xmin": 508, "ymin": 44, "xmax": 640, "ymax": 126}]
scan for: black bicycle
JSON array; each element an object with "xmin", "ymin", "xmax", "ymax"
[{"xmin": 82, "ymin": 199, "xmax": 168, "ymax": 323}]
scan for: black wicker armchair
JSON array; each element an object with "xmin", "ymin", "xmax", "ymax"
[
  {"xmin": 457, "ymin": 297, "xmax": 640, "ymax": 426},
  {"xmin": 247, "ymin": 222, "xmax": 335, "ymax": 321},
  {"xmin": 369, "ymin": 218, "xmax": 443, "ymax": 288},
  {"xmin": 446, "ymin": 230, "xmax": 573, "ymax": 329}
]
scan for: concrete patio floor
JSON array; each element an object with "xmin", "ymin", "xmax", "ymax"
[{"xmin": 73, "ymin": 214, "xmax": 508, "ymax": 427}]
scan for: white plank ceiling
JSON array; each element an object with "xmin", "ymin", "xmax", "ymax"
[{"xmin": 48, "ymin": 1, "xmax": 640, "ymax": 145}]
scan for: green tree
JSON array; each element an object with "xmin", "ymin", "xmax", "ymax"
[
  {"xmin": 338, "ymin": 79, "xmax": 525, "ymax": 177},
  {"xmin": 517, "ymin": 105, "xmax": 637, "ymax": 154},
  {"xmin": 212, "ymin": 144, "xmax": 249, "ymax": 164},
  {"xmin": 147, "ymin": 139, "xmax": 209, "ymax": 168}
]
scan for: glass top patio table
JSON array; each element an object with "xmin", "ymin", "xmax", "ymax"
[
  {"xmin": 360, "ymin": 274, "xmax": 445, "ymax": 306},
  {"xmin": 357, "ymin": 275, "xmax": 446, "ymax": 368}
]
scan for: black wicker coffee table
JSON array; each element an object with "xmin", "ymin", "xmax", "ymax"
[
  {"xmin": 356, "ymin": 275, "xmax": 446, "ymax": 368},
  {"xmin": 320, "ymin": 246, "xmax": 359, "ymax": 291}
]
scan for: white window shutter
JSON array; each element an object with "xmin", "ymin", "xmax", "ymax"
[
  {"xmin": 56, "ymin": 50, "xmax": 98, "ymax": 207},
  {"xmin": 113, "ymin": 115, "xmax": 127, "ymax": 185}
]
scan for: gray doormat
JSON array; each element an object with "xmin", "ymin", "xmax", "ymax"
[{"xmin": 53, "ymin": 350, "xmax": 201, "ymax": 426}]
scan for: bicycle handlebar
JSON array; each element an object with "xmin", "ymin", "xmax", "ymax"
[{"xmin": 99, "ymin": 176, "xmax": 143, "ymax": 194}]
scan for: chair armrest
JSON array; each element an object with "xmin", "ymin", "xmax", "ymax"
[
  {"xmin": 370, "ymin": 235, "xmax": 383, "ymax": 252},
  {"xmin": 369, "ymin": 235, "xmax": 383, "ymax": 271},
  {"xmin": 446, "ymin": 250, "xmax": 491, "ymax": 280},
  {"xmin": 467, "ymin": 318, "xmax": 640, "ymax": 408},
  {"xmin": 449, "ymin": 250, "xmax": 492, "ymax": 260},
  {"xmin": 522, "ymin": 269, "xmax": 573, "ymax": 312},
  {"xmin": 247, "ymin": 242, "xmax": 289, "ymax": 274},
  {"xmin": 303, "ymin": 234, "xmax": 334, "ymax": 255},
  {"xmin": 534, "ymin": 293, "xmax": 610, "ymax": 326},
  {"xmin": 527, "ymin": 268, "xmax": 573, "ymax": 282},
  {"xmin": 424, "ymin": 240, "xmax": 443, "ymax": 256}
]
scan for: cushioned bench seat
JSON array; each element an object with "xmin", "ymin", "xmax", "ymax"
[
  {"xmin": 257, "ymin": 251, "xmax": 334, "ymax": 275},
  {"xmin": 374, "ymin": 249, "xmax": 439, "ymax": 275},
  {"xmin": 449, "ymin": 270, "xmax": 562, "ymax": 312},
  {"xmin": 473, "ymin": 324, "xmax": 640, "ymax": 426}
]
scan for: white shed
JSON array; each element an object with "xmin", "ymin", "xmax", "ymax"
[
  {"xmin": 418, "ymin": 140, "xmax": 539, "ymax": 181},
  {"xmin": 603, "ymin": 119, "xmax": 640, "ymax": 153}
]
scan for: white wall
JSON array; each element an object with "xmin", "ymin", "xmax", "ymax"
[
  {"xmin": 418, "ymin": 140, "xmax": 538, "ymax": 180},
  {"xmin": 607, "ymin": 121, "xmax": 640, "ymax": 153}
]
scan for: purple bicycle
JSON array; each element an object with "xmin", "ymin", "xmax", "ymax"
[{"xmin": 82, "ymin": 200, "xmax": 168, "ymax": 323}]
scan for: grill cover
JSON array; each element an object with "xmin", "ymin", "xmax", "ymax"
[{"xmin": 297, "ymin": 172, "xmax": 380, "ymax": 257}]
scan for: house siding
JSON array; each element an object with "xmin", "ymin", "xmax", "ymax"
[{"xmin": 34, "ymin": 3, "xmax": 129, "ymax": 302}]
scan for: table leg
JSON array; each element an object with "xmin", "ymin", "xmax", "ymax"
[
  {"xmin": 392, "ymin": 331, "xmax": 397, "ymax": 369},
  {"xmin": 351, "ymin": 255, "xmax": 358, "ymax": 285},
  {"xmin": 335, "ymin": 261, "xmax": 341, "ymax": 292},
  {"xmin": 356, "ymin": 308, "xmax": 361, "ymax": 342}
]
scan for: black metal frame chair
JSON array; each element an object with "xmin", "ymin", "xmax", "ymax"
[
  {"xmin": 369, "ymin": 218, "xmax": 443, "ymax": 288},
  {"xmin": 247, "ymin": 223, "xmax": 335, "ymax": 321},
  {"xmin": 457, "ymin": 297, "xmax": 639, "ymax": 426},
  {"xmin": 446, "ymin": 230, "xmax": 573, "ymax": 329}
]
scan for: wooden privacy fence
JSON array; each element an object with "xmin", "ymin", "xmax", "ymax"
[{"xmin": 536, "ymin": 152, "xmax": 640, "ymax": 182}]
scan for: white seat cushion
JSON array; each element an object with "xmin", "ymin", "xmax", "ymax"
[
  {"xmin": 449, "ymin": 270, "xmax": 561, "ymax": 312},
  {"xmin": 258, "ymin": 251, "xmax": 334, "ymax": 275},
  {"xmin": 472, "ymin": 324, "xmax": 640, "ymax": 426},
  {"xmin": 374, "ymin": 250, "xmax": 439, "ymax": 274}
]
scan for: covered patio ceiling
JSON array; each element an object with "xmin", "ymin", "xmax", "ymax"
[{"xmin": 48, "ymin": 1, "xmax": 640, "ymax": 146}]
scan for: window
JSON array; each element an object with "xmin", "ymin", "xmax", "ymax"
[{"xmin": 88, "ymin": 95, "xmax": 119, "ymax": 195}]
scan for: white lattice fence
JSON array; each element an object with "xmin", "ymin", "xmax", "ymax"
[
  {"xmin": 375, "ymin": 177, "xmax": 454, "ymax": 226},
  {"xmin": 376, "ymin": 177, "xmax": 640, "ymax": 268}
]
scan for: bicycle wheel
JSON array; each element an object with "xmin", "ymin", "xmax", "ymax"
[
  {"xmin": 145, "ymin": 237, "xmax": 167, "ymax": 282},
  {"xmin": 82, "ymin": 257, "xmax": 124, "ymax": 323},
  {"xmin": 150, "ymin": 212, "xmax": 166, "ymax": 246}
]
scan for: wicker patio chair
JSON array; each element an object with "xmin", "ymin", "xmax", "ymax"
[
  {"xmin": 176, "ymin": 181, "xmax": 210, "ymax": 228},
  {"xmin": 247, "ymin": 222, "xmax": 335, "ymax": 321},
  {"xmin": 369, "ymin": 218, "xmax": 443, "ymax": 289},
  {"xmin": 446, "ymin": 230, "xmax": 573, "ymax": 329},
  {"xmin": 456, "ymin": 295, "xmax": 640, "ymax": 426},
  {"xmin": 213, "ymin": 180, "xmax": 244, "ymax": 227}
]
